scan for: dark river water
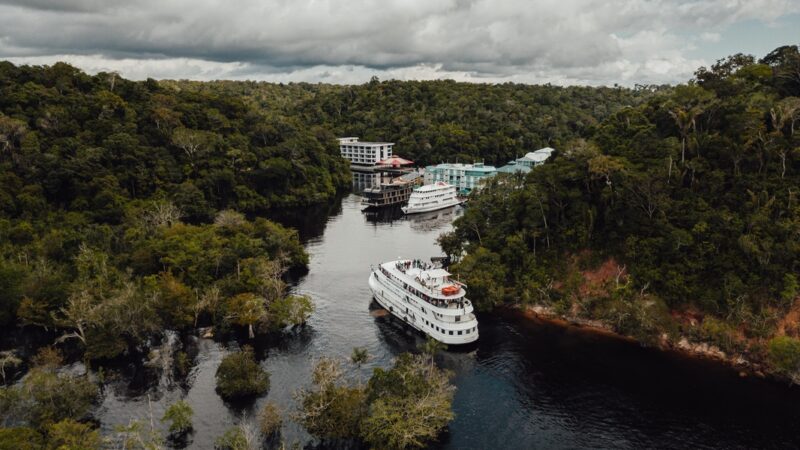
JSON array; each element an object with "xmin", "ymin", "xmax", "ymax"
[{"xmin": 93, "ymin": 190, "xmax": 800, "ymax": 449}]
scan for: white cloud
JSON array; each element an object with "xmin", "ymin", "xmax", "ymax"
[
  {"xmin": 0, "ymin": 0, "xmax": 797, "ymax": 85},
  {"xmin": 700, "ymin": 32, "xmax": 722, "ymax": 43}
]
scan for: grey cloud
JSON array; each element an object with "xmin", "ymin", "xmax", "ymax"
[
  {"xmin": 0, "ymin": 0, "xmax": 797, "ymax": 85},
  {"xmin": 0, "ymin": 0, "xmax": 124, "ymax": 12}
]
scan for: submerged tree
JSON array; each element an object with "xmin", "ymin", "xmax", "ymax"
[
  {"xmin": 0, "ymin": 367, "xmax": 98, "ymax": 429},
  {"xmin": 295, "ymin": 352, "xmax": 456, "ymax": 448},
  {"xmin": 224, "ymin": 293, "xmax": 267, "ymax": 339},
  {"xmin": 215, "ymin": 346, "xmax": 269, "ymax": 400},
  {"xmin": 161, "ymin": 400, "xmax": 193, "ymax": 437},
  {"xmin": 257, "ymin": 401, "xmax": 283, "ymax": 438},
  {"xmin": 362, "ymin": 353, "xmax": 456, "ymax": 449},
  {"xmin": 294, "ymin": 357, "xmax": 367, "ymax": 440}
]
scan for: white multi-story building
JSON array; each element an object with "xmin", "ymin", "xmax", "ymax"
[{"xmin": 338, "ymin": 137, "xmax": 394, "ymax": 165}]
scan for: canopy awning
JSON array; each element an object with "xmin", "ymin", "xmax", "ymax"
[{"xmin": 378, "ymin": 156, "xmax": 414, "ymax": 167}]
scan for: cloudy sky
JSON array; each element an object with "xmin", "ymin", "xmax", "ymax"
[{"xmin": 0, "ymin": 0, "xmax": 798, "ymax": 86}]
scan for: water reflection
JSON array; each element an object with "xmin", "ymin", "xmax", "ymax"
[
  {"xmin": 268, "ymin": 194, "xmax": 344, "ymax": 243},
  {"xmin": 88, "ymin": 176, "xmax": 800, "ymax": 450},
  {"xmin": 362, "ymin": 205, "xmax": 404, "ymax": 224},
  {"xmin": 351, "ymin": 170, "xmax": 381, "ymax": 193},
  {"xmin": 407, "ymin": 206, "xmax": 460, "ymax": 232}
]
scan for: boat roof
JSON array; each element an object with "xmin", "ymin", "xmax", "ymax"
[
  {"xmin": 423, "ymin": 268, "xmax": 450, "ymax": 278},
  {"xmin": 415, "ymin": 181, "xmax": 453, "ymax": 192}
]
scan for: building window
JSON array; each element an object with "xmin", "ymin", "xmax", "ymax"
[
  {"xmin": 458, "ymin": 330, "xmax": 462, "ymax": 335},
  {"xmin": 449, "ymin": 330, "xmax": 453, "ymax": 335}
]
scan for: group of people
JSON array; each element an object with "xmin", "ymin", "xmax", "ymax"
[{"xmin": 396, "ymin": 259, "xmax": 433, "ymax": 273}]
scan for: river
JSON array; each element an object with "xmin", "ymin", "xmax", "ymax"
[{"xmin": 95, "ymin": 191, "xmax": 800, "ymax": 449}]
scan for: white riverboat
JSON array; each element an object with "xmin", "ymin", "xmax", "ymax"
[
  {"xmin": 368, "ymin": 259, "xmax": 478, "ymax": 345},
  {"xmin": 401, "ymin": 182, "xmax": 462, "ymax": 215}
]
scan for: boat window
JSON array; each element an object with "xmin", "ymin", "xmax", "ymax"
[
  {"xmin": 448, "ymin": 330, "xmax": 453, "ymax": 335},
  {"xmin": 458, "ymin": 331, "xmax": 462, "ymax": 335}
]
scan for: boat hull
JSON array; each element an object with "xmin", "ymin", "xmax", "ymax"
[
  {"xmin": 368, "ymin": 271, "xmax": 478, "ymax": 345},
  {"xmin": 401, "ymin": 199, "xmax": 463, "ymax": 215}
]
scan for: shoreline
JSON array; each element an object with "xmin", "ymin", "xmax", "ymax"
[{"xmin": 507, "ymin": 304, "xmax": 783, "ymax": 385}]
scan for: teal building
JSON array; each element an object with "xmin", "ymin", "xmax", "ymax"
[
  {"xmin": 423, "ymin": 162, "xmax": 497, "ymax": 194},
  {"xmin": 497, "ymin": 147, "xmax": 555, "ymax": 174}
]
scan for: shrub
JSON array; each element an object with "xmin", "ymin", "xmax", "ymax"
[
  {"xmin": 161, "ymin": 400, "xmax": 193, "ymax": 435},
  {"xmin": 0, "ymin": 427, "xmax": 43, "ymax": 450},
  {"xmin": 700, "ymin": 316, "xmax": 741, "ymax": 354},
  {"xmin": 215, "ymin": 346, "xmax": 269, "ymax": 400},
  {"xmin": 781, "ymin": 273, "xmax": 799, "ymax": 305},
  {"xmin": 0, "ymin": 369, "xmax": 98, "ymax": 428},
  {"xmin": 45, "ymin": 419, "xmax": 102, "ymax": 450},
  {"xmin": 257, "ymin": 401, "xmax": 282, "ymax": 436},
  {"xmin": 214, "ymin": 423, "xmax": 256, "ymax": 450},
  {"xmin": 768, "ymin": 336, "xmax": 800, "ymax": 374}
]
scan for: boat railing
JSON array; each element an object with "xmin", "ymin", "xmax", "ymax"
[{"xmin": 378, "ymin": 266, "xmax": 469, "ymax": 313}]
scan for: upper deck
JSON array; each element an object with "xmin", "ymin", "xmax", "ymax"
[
  {"xmin": 379, "ymin": 259, "xmax": 470, "ymax": 305},
  {"xmin": 411, "ymin": 182, "xmax": 455, "ymax": 195}
]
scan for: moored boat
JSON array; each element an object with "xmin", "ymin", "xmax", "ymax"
[
  {"xmin": 401, "ymin": 181, "xmax": 462, "ymax": 214},
  {"xmin": 361, "ymin": 182, "xmax": 414, "ymax": 209},
  {"xmin": 368, "ymin": 258, "xmax": 478, "ymax": 345}
]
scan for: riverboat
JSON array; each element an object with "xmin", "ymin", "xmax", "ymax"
[
  {"xmin": 401, "ymin": 182, "xmax": 462, "ymax": 214},
  {"xmin": 368, "ymin": 258, "xmax": 478, "ymax": 345},
  {"xmin": 362, "ymin": 183, "xmax": 413, "ymax": 209}
]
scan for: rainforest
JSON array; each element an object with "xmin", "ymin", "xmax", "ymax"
[{"xmin": 1, "ymin": 44, "xmax": 799, "ymax": 448}]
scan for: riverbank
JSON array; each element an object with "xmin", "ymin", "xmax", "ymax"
[{"xmin": 513, "ymin": 304, "xmax": 784, "ymax": 384}]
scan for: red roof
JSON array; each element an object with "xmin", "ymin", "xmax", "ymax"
[{"xmin": 377, "ymin": 156, "xmax": 414, "ymax": 167}]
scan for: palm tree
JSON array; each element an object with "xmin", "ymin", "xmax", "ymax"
[
  {"xmin": 418, "ymin": 337, "xmax": 447, "ymax": 369},
  {"xmin": 669, "ymin": 106, "xmax": 702, "ymax": 164}
]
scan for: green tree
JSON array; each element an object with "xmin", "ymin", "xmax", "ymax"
[
  {"xmin": 0, "ymin": 427, "xmax": 43, "ymax": 450},
  {"xmin": 224, "ymin": 293, "xmax": 266, "ymax": 339},
  {"xmin": 362, "ymin": 354, "xmax": 455, "ymax": 449},
  {"xmin": 0, "ymin": 262, "xmax": 26, "ymax": 327},
  {"xmin": 215, "ymin": 346, "xmax": 269, "ymax": 400},
  {"xmin": 451, "ymin": 247, "xmax": 507, "ymax": 311},
  {"xmin": 45, "ymin": 419, "xmax": 102, "ymax": 450},
  {"xmin": 154, "ymin": 272, "xmax": 195, "ymax": 329},
  {"xmin": 294, "ymin": 358, "xmax": 367, "ymax": 440},
  {"xmin": 768, "ymin": 336, "xmax": 800, "ymax": 376},
  {"xmin": 214, "ymin": 421, "xmax": 258, "ymax": 450},
  {"xmin": 350, "ymin": 347, "xmax": 369, "ymax": 367},
  {"xmin": 267, "ymin": 294, "xmax": 314, "ymax": 330},
  {"xmin": 114, "ymin": 420, "xmax": 165, "ymax": 450},
  {"xmin": 780, "ymin": 273, "xmax": 799, "ymax": 305},
  {"xmin": 161, "ymin": 400, "xmax": 193, "ymax": 436},
  {"xmin": 0, "ymin": 368, "xmax": 98, "ymax": 428}
]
